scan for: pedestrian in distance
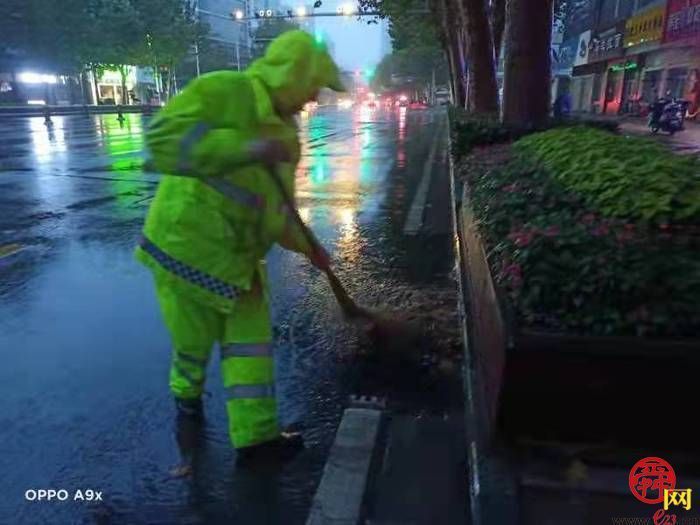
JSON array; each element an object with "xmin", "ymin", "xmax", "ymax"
[
  {"xmin": 553, "ymin": 89, "xmax": 572, "ymax": 120},
  {"xmin": 135, "ymin": 30, "xmax": 345, "ymax": 465}
]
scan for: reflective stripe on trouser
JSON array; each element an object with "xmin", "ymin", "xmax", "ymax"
[
  {"xmin": 154, "ymin": 267, "xmax": 278, "ymax": 448},
  {"xmin": 219, "ymin": 278, "xmax": 277, "ymax": 448},
  {"xmin": 155, "ymin": 277, "xmax": 222, "ymax": 399}
]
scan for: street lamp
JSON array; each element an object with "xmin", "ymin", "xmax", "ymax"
[
  {"xmin": 296, "ymin": 5, "xmax": 307, "ymax": 16},
  {"xmin": 234, "ymin": 9, "xmax": 244, "ymax": 19},
  {"xmin": 339, "ymin": 3, "xmax": 356, "ymax": 15}
]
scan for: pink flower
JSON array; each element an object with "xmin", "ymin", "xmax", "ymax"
[
  {"xmin": 543, "ymin": 225, "xmax": 560, "ymax": 237},
  {"xmin": 581, "ymin": 213, "xmax": 597, "ymax": 225},
  {"xmin": 502, "ymin": 263, "xmax": 523, "ymax": 287},
  {"xmin": 508, "ymin": 229, "xmax": 536, "ymax": 247},
  {"xmin": 616, "ymin": 229, "xmax": 635, "ymax": 243},
  {"xmin": 591, "ymin": 224, "xmax": 610, "ymax": 237}
]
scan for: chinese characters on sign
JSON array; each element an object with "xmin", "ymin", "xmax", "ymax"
[
  {"xmin": 665, "ymin": 0, "xmax": 700, "ymax": 44},
  {"xmin": 588, "ymin": 24, "xmax": 625, "ymax": 62},
  {"xmin": 625, "ymin": 6, "xmax": 666, "ymax": 47}
]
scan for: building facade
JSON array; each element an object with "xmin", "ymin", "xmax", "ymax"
[
  {"xmin": 565, "ymin": 0, "xmax": 700, "ymax": 115},
  {"xmin": 197, "ymin": 0, "xmax": 254, "ymax": 71}
]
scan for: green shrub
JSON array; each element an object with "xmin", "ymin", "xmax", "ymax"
[
  {"xmin": 469, "ymin": 158, "xmax": 700, "ymax": 337},
  {"xmin": 514, "ymin": 127, "xmax": 700, "ymax": 224},
  {"xmin": 449, "ymin": 109, "xmax": 621, "ymax": 160},
  {"xmin": 450, "ymin": 114, "xmax": 523, "ymax": 159}
]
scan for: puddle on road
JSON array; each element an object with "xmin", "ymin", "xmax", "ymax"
[{"xmin": 0, "ymin": 109, "xmax": 462, "ymax": 524}]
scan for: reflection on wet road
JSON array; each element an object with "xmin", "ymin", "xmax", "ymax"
[{"xmin": 0, "ymin": 106, "xmax": 458, "ymax": 524}]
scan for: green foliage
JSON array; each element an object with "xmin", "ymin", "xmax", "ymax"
[
  {"xmin": 1, "ymin": 0, "xmax": 205, "ymax": 74},
  {"xmin": 373, "ymin": 46, "xmax": 448, "ymax": 92},
  {"xmin": 451, "ymin": 113, "xmax": 521, "ymax": 157},
  {"xmin": 449, "ymin": 107, "xmax": 622, "ymax": 160},
  {"xmin": 514, "ymin": 127, "xmax": 700, "ymax": 223},
  {"xmin": 358, "ymin": 0, "xmax": 445, "ymax": 80},
  {"xmin": 467, "ymin": 157, "xmax": 700, "ymax": 338}
]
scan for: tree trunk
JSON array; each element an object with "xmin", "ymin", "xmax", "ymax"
[
  {"xmin": 78, "ymin": 71, "xmax": 87, "ymax": 105},
  {"xmin": 118, "ymin": 66, "xmax": 128, "ymax": 105},
  {"xmin": 92, "ymin": 66, "xmax": 101, "ymax": 105},
  {"xmin": 459, "ymin": 0, "xmax": 498, "ymax": 114},
  {"xmin": 435, "ymin": 0, "xmax": 467, "ymax": 107},
  {"xmin": 449, "ymin": 31, "xmax": 467, "ymax": 108},
  {"xmin": 491, "ymin": 0, "xmax": 506, "ymax": 64},
  {"xmin": 455, "ymin": 28, "xmax": 471, "ymax": 110},
  {"xmin": 502, "ymin": 0, "xmax": 554, "ymax": 127}
]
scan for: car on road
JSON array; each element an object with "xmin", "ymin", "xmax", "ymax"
[
  {"xmin": 434, "ymin": 88, "xmax": 450, "ymax": 105},
  {"xmin": 396, "ymin": 94, "xmax": 409, "ymax": 108}
]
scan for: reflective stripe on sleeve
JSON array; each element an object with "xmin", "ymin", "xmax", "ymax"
[
  {"xmin": 177, "ymin": 351, "xmax": 209, "ymax": 367},
  {"xmin": 203, "ymin": 178, "xmax": 265, "ymax": 210},
  {"xmin": 226, "ymin": 384, "xmax": 275, "ymax": 399},
  {"xmin": 178, "ymin": 122, "xmax": 210, "ymax": 173},
  {"xmin": 221, "ymin": 343, "xmax": 273, "ymax": 359},
  {"xmin": 173, "ymin": 362, "xmax": 205, "ymax": 386},
  {"xmin": 170, "ymin": 122, "xmax": 266, "ymax": 211}
]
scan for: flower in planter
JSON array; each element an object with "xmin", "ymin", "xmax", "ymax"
[
  {"xmin": 542, "ymin": 225, "xmax": 560, "ymax": 237},
  {"xmin": 590, "ymin": 224, "xmax": 610, "ymax": 237},
  {"xmin": 500, "ymin": 262, "xmax": 523, "ymax": 287},
  {"xmin": 581, "ymin": 213, "xmax": 597, "ymax": 225},
  {"xmin": 508, "ymin": 229, "xmax": 536, "ymax": 247},
  {"xmin": 616, "ymin": 228, "xmax": 635, "ymax": 243}
]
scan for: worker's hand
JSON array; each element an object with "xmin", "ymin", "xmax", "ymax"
[
  {"xmin": 248, "ymin": 139, "xmax": 291, "ymax": 166},
  {"xmin": 309, "ymin": 244, "xmax": 331, "ymax": 272}
]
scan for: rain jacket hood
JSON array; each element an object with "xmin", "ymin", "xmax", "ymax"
[{"xmin": 246, "ymin": 30, "xmax": 345, "ymax": 115}]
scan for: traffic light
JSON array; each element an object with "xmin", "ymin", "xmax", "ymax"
[
  {"xmin": 364, "ymin": 67, "xmax": 375, "ymax": 81},
  {"xmin": 314, "ymin": 30, "xmax": 324, "ymax": 44}
]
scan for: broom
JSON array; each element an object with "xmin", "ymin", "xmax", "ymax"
[{"xmin": 267, "ymin": 166, "xmax": 423, "ymax": 357}]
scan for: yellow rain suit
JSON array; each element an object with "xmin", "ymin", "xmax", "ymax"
[{"xmin": 135, "ymin": 30, "xmax": 344, "ymax": 448}]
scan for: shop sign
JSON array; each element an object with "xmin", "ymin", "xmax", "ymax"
[
  {"xmin": 574, "ymin": 30, "xmax": 592, "ymax": 67},
  {"xmin": 100, "ymin": 67, "xmax": 136, "ymax": 85},
  {"xmin": 555, "ymin": 37, "xmax": 579, "ymax": 71},
  {"xmin": 136, "ymin": 67, "xmax": 155, "ymax": 83},
  {"xmin": 625, "ymin": 5, "xmax": 666, "ymax": 47},
  {"xmin": 610, "ymin": 61, "xmax": 639, "ymax": 72},
  {"xmin": 589, "ymin": 23, "xmax": 626, "ymax": 62},
  {"xmin": 665, "ymin": 0, "xmax": 700, "ymax": 44}
]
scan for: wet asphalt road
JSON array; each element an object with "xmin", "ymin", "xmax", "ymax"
[{"xmin": 0, "ymin": 105, "xmax": 459, "ymax": 525}]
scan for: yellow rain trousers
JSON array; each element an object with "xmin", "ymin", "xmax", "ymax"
[{"xmin": 135, "ymin": 30, "xmax": 344, "ymax": 449}]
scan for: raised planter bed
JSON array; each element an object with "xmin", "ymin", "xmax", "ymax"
[
  {"xmin": 449, "ymin": 127, "xmax": 700, "ymax": 524},
  {"xmin": 460, "ymin": 189, "xmax": 700, "ymax": 449}
]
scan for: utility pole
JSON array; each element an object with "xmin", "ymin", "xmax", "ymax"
[
  {"xmin": 194, "ymin": 42, "xmax": 201, "ymax": 77},
  {"xmin": 194, "ymin": 0, "xmax": 201, "ymax": 77},
  {"xmin": 236, "ymin": 36, "xmax": 241, "ymax": 71}
]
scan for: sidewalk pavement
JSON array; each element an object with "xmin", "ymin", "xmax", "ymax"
[{"xmin": 619, "ymin": 117, "xmax": 700, "ymax": 155}]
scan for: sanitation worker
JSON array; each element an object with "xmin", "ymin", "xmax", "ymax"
[{"xmin": 135, "ymin": 30, "xmax": 344, "ymax": 463}]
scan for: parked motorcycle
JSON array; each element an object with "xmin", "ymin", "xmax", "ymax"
[{"xmin": 648, "ymin": 98, "xmax": 688, "ymax": 135}]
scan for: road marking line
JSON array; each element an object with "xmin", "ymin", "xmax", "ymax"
[
  {"xmin": 403, "ymin": 121, "xmax": 444, "ymax": 235},
  {"xmin": 0, "ymin": 243, "xmax": 25, "ymax": 260}
]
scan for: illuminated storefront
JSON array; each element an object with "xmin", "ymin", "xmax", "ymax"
[
  {"xmin": 659, "ymin": 0, "xmax": 700, "ymax": 110},
  {"xmin": 616, "ymin": 5, "xmax": 667, "ymax": 113}
]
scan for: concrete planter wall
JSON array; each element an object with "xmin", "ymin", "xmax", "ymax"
[{"xmin": 449, "ymin": 136, "xmax": 700, "ymax": 524}]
